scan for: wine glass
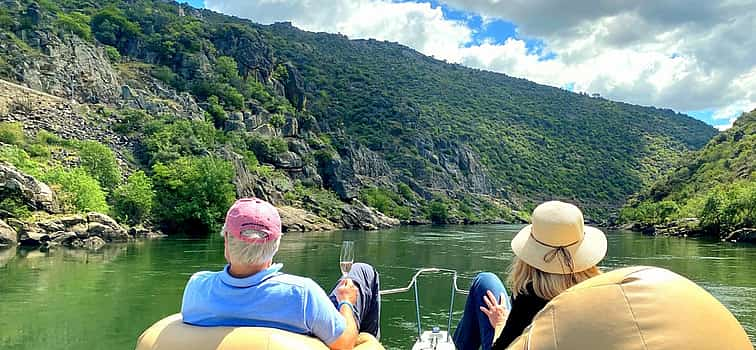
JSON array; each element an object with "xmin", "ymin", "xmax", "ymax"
[{"xmin": 340, "ymin": 241, "xmax": 355, "ymax": 277}]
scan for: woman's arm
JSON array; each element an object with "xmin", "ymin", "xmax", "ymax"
[{"xmin": 491, "ymin": 293, "xmax": 548, "ymax": 349}]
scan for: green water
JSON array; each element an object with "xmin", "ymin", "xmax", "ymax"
[{"xmin": 1, "ymin": 225, "xmax": 754, "ymax": 349}]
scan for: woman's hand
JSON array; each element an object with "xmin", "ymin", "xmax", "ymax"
[{"xmin": 479, "ymin": 290, "xmax": 509, "ymax": 329}]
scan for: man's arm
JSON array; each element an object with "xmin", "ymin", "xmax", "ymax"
[{"xmin": 326, "ymin": 279, "xmax": 359, "ymax": 350}]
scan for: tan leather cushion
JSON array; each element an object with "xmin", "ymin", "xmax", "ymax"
[
  {"xmin": 507, "ymin": 266, "xmax": 752, "ymax": 350},
  {"xmin": 136, "ymin": 314, "xmax": 385, "ymax": 350}
]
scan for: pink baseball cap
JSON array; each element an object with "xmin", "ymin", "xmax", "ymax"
[{"xmin": 224, "ymin": 198, "xmax": 282, "ymax": 243}]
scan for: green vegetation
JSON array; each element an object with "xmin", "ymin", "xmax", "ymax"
[
  {"xmin": 360, "ymin": 187, "xmax": 412, "ymax": 220},
  {"xmin": 0, "ymin": 0, "xmax": 725, "ymax": 231},
  {"xmin": 77, "ymin": 140, "xmax": 122, "ymax": 190},
  {"xmin": 112, "ymin": 170, "xmax": 154, "ymax": 224},
  {"xmin": 151, "ymin": 156, "xmax": 235, "ymax": 234},
  {"xmin": 91, "ymin": 7, "xmax": 141, "ymax": 53},
  {"xmin": 42, "ymin": 167, "xmax": 109, "ymax": 213},
  {"xmin": 104, "ymin": 45, "xmax": 121, "ymax": 62},
  {"xmin": 55, "ymin": 12, "xmax": 92, "ymax": 40},
  {"xmin": 0, "ymin": 197, "xmax": 32, "ymax": 219},
  {"xmin": 622, "ymin": 110, "xmax": 756, "ymax": 235},
  {"xmin": 0, "ymin": 121, "xmax": 25, "ymax": 145},
  {"xmin": 285, "ymin": 183, "xmax": 344, "ymax": 219},
  {"xmin": 264, "ymin": 22, "xmax": 716, "ymax": 208},
  {"xmin": 699, "ymin": 182, "xmax": 756, "ymax": 234},
  {"xmin": 427, "ymin": 200, "xmax": 449, "ymax": 224}
]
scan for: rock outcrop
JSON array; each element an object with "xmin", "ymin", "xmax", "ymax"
[
  {"xmin": 340, "ymin": 200, "xmax": 400, "ymax": 231},
  {"xmin": 0, "ymin": 219, "xmax": 16, "ymax": 247},
  {"xmin": 278, "ymin": 206, "xmax": 337, "ymax": 232},
  {"xmin": 13, "ymin": 212, "xmax": 162, "ymax": 249},
  {"xmin": 724, "ymin": 228, "xmax": 756, "ymax": 243},
  {"xmin": 0, "ymin": 162, "xmax": 59, "ymax": 213},
  {"xmin": 321, "ymin": 143, "xmax": 392, "ymax": 200},
  {"xmin": 222, "ymin": 148, "xmax": 290, "ymax": 206}
]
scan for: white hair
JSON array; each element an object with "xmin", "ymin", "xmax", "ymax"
[{"xmin": 221, "ymin": 226, "xmax": 280, "ymax": 266}]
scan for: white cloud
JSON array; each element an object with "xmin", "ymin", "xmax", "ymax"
[{"xmin": 206, "ymin": 0, "xmax": 756, "ymax": 125}]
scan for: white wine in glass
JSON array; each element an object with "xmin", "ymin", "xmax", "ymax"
[{"xmin": 340, "ymin": 241, "xmax": 354, "ymax": 277}]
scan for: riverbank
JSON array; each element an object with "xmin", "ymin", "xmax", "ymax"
[{"xmin": 618, "ymin": 218, "xmax": 756, "ymax": 244}]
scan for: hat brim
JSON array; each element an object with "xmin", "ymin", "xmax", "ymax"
[{"xmin": 511, "ymin": 224, "xmax": 607, "ymax": 274}]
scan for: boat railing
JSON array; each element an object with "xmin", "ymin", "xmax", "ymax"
[{"xmin": 379, "ymin": 268, "xmax": 468, "ymax": 341}]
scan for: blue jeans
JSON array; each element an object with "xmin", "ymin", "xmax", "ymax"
[
  {"xmin": 329, "ymin": 263, "xmax": 381, "ymax": 337},
  {"xmin": 453, "ymin": 272, "xmax": 511, "ymax": 350}
]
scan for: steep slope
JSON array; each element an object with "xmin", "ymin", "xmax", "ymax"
[
  {"xmin": 0, "ymin": 0, "xmax": 717, "ymax": 228},
  {"xmin": 622, "ymin": 110, "xmax": 755, "ymax": 238},
  {"xmin": 258, "ymin": 23, "xmax": 716, "ymax": 208}
]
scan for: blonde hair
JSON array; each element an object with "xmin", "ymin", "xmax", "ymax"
[
  {"xmin": 507, "ymin": 257, "xmax": 601, "ymax": 300},
  {"xmin": 222, "ymin": 226, "xmax": 280, "ymax": 266}
]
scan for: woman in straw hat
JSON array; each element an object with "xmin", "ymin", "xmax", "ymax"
[{"xmin": 452, "ymin": 201, "xmax": 608, "ymax": 350}]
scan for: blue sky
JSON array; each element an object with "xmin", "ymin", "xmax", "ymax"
[{"xmin": 182, "ymin": 0, "xmax": 755, "ymax": 129}]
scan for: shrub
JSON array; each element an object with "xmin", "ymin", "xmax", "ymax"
[
  {"xmin": 152, "ymin": 65, "xmax": 176, "ymax": 85},
  {"xmin": 42, "ymin": 167, "xmax": 109, "ymax": 213},
  {"xmin": 77, "ymin": 141, "xmax": 122, "ymax": 190},
  {"xmin": 113, "ymin": 171, "xmax": 154, "ymax": 224},
  {"xmin": 0, "ymin": 122, "xmax": 25, "ymax": 145},
  {"xmin": 104, "ymin": 46, "xmax": 121, "ymax": 62},
  {"xmin": 0, "ymin": 197, "xmax": 31, "ymax": 219},
  {"xmin": 25, "ymin": 143, "xmax": 50, "ymax": 158},
  {"xmin": 620, "ymin": 200, "xmax": 680, "ymax": 225},
  {"xmin": 247, "ymin": 135, "xmax": 288, "ymax": 163},
  {"xmin": 142, "ymin": 118, "xmax": 218, "ymax": 164},
  {"xmin": 287, "ymin": 183, "xmax": 343, "ymax": 219},
  {"xmin": 206, "ymin": 95, "xmax": 227, "ymax": 129},
  {"xmin": 56, "ymin": 12, "xmax": 92, "ymax": 40},
  {"xmin": 0, "ymin": 145, "xmax": 37, "ymax": 175},
  {"xmin": 700, "ymin": 182, "xmax": 756, "ymax": 233},
  {"xmin": 34, "ymin": 130, "xmax": 65, "ymax": 146},
  {"xmin": 397, "ymin": 183, "xmax": 415, "ymax": 201},
  {"xmin": 152, "ymin": 156, "xmax": 236, "ymax": 234},
  {"xmin": 91, "ymin": 7, "xmax": 141, "ymax": 52},
  {"xmin": 269, "ymin": 113, "xmax": 286, "ymax": 128},
  {"xmin": 113, "ymin": 109, "xmax": 152, "ymax": 135},
  {"xmin": 428, "ymin": 200, "xmax": 449, "ymax": 224}
]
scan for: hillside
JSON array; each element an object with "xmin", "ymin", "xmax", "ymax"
[
  {"xmin": 622, "ymin": 110, "xmax": 755, "ymax": 239},
  {"xmin": 260, "ymin": 22, "xmax": 716, "ymax": 208},
  {"xmin": 0, "ymin": 0, "xmax": 717, "ymax": 233}
]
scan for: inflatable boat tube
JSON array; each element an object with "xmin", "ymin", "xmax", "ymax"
[{"xmin": 136, "ymin": 314, "xmax": 385, "ymax": 350}]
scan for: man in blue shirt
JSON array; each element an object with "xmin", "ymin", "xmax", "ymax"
[{"xmin": 181, "ymin": 198, "xmax": 380, "ymax": 349}]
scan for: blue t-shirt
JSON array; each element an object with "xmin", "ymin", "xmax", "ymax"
[{"xmin": 181, "ymin": 264, "xmax": 346, "ymax": 345}]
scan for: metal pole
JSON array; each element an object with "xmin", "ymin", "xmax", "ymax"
[
  {"xmin": 447, "ymin": 275, "xmax": 455, "ymax": 341},
  {"xmin": 414, "ymin": 278, "xmax": 422, "ymax": 339}
]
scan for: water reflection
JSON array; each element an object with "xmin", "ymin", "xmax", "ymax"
[{"xmin": 0, "ymin": 226, "xmax": 753, "ymax": 350}]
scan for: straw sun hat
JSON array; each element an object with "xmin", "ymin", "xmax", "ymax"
[{"xmin": 511, "ymin": 201, "xmax": 607, "ymax": 274}]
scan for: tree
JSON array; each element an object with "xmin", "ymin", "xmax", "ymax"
[
  {"xmin": 55, "ymin": 12, "xmax": 92, "ymax": 40},
  {"xmin": 77, "ymin": 141, "xmax": 122, "ymax": 190},
  {"xmin": 91, "ymin": 7, "xmax": 141, "ymax": 52},
  {"xmin": 113, "ymin": 171, "xmax": 154, "ymax": 224},
  {"xmin": 428, "ymin": 200, "xmax": 449, "ymax": 224},
  {"xmin": 152, "ymin": 156, "xmax": 235, "ymax": 234},
  {"xmin": 42, "ymin": 167, "xmax": 109, "ymax": 213}
]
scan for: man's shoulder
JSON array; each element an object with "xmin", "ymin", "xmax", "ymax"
[
  {"xmin": 272, "ymin": 273, "xmax": 326, "ymax": 292},
  {"xmin": 185, "ymin": 270, "xmax": 220, "ymax": 287}
]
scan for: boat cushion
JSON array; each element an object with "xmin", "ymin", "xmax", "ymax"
[
  {"xmin": 136, "ymin": 314, "xmax": 384, "ymax": 350},
  {"xmin": 506, "ymin": 266, "xmax": 752, "ymax": 350}
]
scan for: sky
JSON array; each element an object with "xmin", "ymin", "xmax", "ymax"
[{"xmin": 181, "ymin": 0, "xmax": 756, "ymax": 130}]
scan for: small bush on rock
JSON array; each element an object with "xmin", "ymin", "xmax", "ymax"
[{"xmin": 0, "ymin": 122, "xmax": 25, "ymax": 145}]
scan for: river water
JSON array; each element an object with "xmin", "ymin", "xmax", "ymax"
[{"xmin": 0, "ymin": 225, "xmax": 754, "ymax": 349}]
